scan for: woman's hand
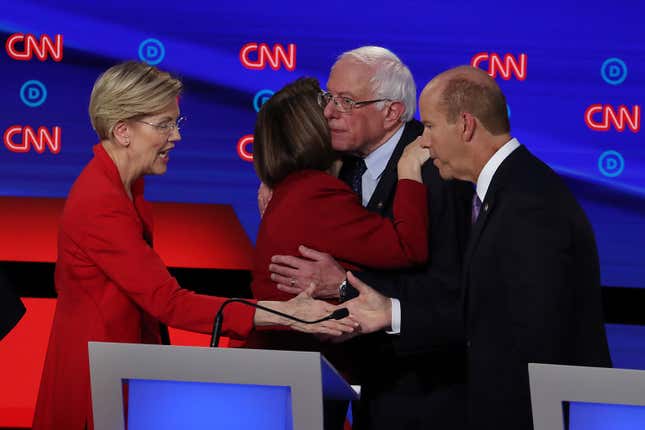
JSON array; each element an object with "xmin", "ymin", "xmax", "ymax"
[
  {"xmin": 397, "ymin": 137, "xmax": 430, "ymax": 182},
  {"xmin": 256, "ymin": 286, "xmax": 358, "ymax": 336}
]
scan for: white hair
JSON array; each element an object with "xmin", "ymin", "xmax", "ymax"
[{"xmin": 334, "ymin": 46, "xmax": 416, "ymax": 121}]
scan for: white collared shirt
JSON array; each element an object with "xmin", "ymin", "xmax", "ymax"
[
  {"xmin": 475, "ymin": 137, "xmax": 520, "ymax": 202},
  {"xmin": 389, "ymin": 138, "xmax": 521, "ymax": 335},
  {"xmin": 360, "ymin": 125, "xmax": 405, "ymax": 206}
]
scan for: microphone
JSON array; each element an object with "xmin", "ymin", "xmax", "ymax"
[{"xmin": 210, "ymin": 298, "xmax": 349, "ymax": 347}]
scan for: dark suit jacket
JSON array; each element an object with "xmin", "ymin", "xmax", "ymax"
[
  {"xmin": 461, "ymin": 145, "xmax": 610, "ymax": 429},
  {"xmin": 345, "ymin": 121, "xmax": 473, "ymax": 430},
  {"xmin": 0, "ymin": 269, "xmax": 25, "ymax": 341}
]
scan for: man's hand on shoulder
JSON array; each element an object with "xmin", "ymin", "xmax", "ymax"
[{"xmin": 269, "ymin": 245, "xmax": 346, "ymax": 299}]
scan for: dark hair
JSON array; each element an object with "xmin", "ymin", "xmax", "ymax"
[
  {"xmin": 440, "ymin": 76, "xmax": 510, "ymax": 135},
  {"xmin": 253, "ymin": 77, "xmax": 335, "ymax": 188}
]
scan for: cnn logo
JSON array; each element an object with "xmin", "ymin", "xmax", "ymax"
[
  {"xmin": 471, "ymin": 53, "xmax": 527, "ymax": 81},
  {"xmin": 240, "ymin": 43, "xmax": 296, "ymax": 71},
  {"xmin": 585, "ymin": 105, "xmax": 640, "ymax": 133},
  {"xmin": 237, "ymin": 135, "xmax": 253, "ymax": 162},
  {"xmin": 5, "ymin": 33, "xmax": 63, "ymax": 62},
  {"xmin": 3, "ymin": 126, "xmax": 62, "ymax": 154}
]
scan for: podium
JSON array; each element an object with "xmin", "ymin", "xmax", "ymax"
[
  {"xmin": 88, "ymin": 342, "xmax": 358, "ymax": 430},
  {"xmin": 529, "ymin": 363, "xmax": 645, "ymax": 429}
]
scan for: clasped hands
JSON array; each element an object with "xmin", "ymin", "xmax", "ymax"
[{"xmin": 269, "ymin": 245, "xmax": 392, "ymax": 339}]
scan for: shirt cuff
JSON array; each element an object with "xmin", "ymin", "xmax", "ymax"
[{"xmin": 386, "ymin": 298, "xmax": 401, "ymax": 335}]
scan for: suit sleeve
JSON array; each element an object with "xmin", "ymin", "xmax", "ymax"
[
  {"xmin": 76, "ymin": 205, "xmax": 255, "ymax": 339},
  {"xmin": 356, "ymin": 173, "xmax": 471, "ymax": 351},
  {"xmin": 303, "ymin": 178, "xmax": 428, "ymax": 268}
]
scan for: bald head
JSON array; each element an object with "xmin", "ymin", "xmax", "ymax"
[{"xmin": 422, "ymin": 66, "xmax": 510, "ymax": 135}]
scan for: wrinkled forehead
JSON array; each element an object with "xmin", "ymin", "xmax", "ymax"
[{"xmin": 327, "ymin": 59, "xmax": 375, "ymax": 97}]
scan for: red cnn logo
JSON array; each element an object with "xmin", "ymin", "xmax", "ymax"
[
  {"xmin": 237, "ymin": 135, "xmax": 253, "ymax": 162},
  {"xmin": 471, "ymin": 53, "xmax": 527, "ymax": 81},
  {"xmin": 584, "ymin": 104, "xmax": 641, "ymax": 132},
  {"xmin": 239, "ymin": 43, "xmax": 296, "ymax": 71},
  {"xmin": 3, "ymin": 126, "xmax": 62, "ymax": 154},
  {"xmin": 5, "ymin": 33, "xmax": 63, "ymax": 62}
]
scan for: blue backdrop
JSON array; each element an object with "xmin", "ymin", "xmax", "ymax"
[{"xmin": 0, "ymin": 0, "xmax": 643, "ymax": 287}]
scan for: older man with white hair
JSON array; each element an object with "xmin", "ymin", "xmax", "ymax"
[{"xmin": 268, "ymin": 47, "xmax": 472, "ymax": 430}]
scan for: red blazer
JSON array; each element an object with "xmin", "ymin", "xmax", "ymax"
[
  {"xmin": 32, "ymin": 144, "xmax": 255, "ymax": 430},
  {"xmin": 252, "ymin": 170, "xmax": 428, "ymax": 302}
]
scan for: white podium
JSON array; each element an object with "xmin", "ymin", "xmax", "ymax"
[
  {"xmin": 88, "ymin": 342, "xmax": 358, "ymax": 430},
  {"xmin": 529, "ymin": 363, "xmax": 645, "ymax": 429}
]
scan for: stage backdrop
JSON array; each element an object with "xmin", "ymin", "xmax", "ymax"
[{"xmin": 0, "ymin": 0, "xmax": 643, "ymax": 288}]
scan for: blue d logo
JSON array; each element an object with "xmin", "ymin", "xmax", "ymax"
[
  {"xmin": 600, "ymin": 58, "xmax": 627, "ymax": 86},
  {"xmin": 253, "ymin": 89, "xmax": 275, "ymax": 112},
  {"xmin": 20, "ymin": 80, "xmax": 47, "ymax": 107},
  {"xmin": 138, "ymin": 39, "xmax": 166, "ymax": 65},
  {"xmin": 598, "ymin": 150, "xmax": 625, "ymax": 177}
]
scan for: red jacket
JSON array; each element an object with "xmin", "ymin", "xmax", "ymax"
[
  {"xmin": 32, "ymin": 144, "xmax": 255, "ymax": 430},
  {"xmin": 247, "ymin": 170, "xmax": 428, "ymax": 382},
  {"xmin": 252, "ymin": 170, "xmax": 428, "ymax": 302}
]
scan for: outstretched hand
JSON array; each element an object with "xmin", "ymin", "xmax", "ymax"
[
  {"xmin": 343, "ymin": 272, "xmax": 392, "ymax": 334},
  {"xmin": 270, "ymin": 245, "xmax": 346, "ymax": 298},
  {"xmin": 279, "ymin": 285, "xmax": 358, "ymax": 336}
]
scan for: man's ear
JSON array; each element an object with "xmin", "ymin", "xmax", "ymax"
[
  {"xmin": 461, "ymin": 112, "xmax": 476, "ymax": 142},
  {"xmin": 112, "ymin": 121, "xmax": 130, "ymax": 147},
  {"xmin": 384, "ymin": 101, "xmax": 405, "ymax": 128}
]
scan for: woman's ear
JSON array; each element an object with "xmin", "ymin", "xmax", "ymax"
[{"xmin": 112, "ymin": 121, "xmax": 130, "ymax": 147}]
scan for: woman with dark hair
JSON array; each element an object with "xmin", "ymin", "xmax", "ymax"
[
  {"xmin": 248, "ymin": 77, "xmax": 429, "ymax": 360},
  {"xmin": 252, "ymin": 77, "xmax": 429, "ymax": 289}
]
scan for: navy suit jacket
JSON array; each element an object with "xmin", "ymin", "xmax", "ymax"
[{"xmin": 462, "ymin": 145, "xmax": 611, "ymax": 429}]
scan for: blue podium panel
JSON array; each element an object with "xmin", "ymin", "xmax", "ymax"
[
  {"xmin": 569, "ymin": 402, "xmax": 645, "ymax": 430},
  {"xmin": 127, "ymin": 379, "xmax": 293, "ymax": 430}
]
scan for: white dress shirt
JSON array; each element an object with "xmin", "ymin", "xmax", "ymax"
[{"xmin": 475, "ymin": 137, "xmax": 520, "ymax": 202}]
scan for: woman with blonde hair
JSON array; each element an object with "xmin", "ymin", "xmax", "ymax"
[{"xmin": 32, "ymin": 62, "xmax": 354, "ymax": 430}]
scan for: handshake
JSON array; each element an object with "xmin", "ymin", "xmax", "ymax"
[{"xmin": 252, "ymin": 270, "xmax": 391, "ymax": 343}]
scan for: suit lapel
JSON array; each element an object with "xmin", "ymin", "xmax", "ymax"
[
  {"xmin": 367, "ymin": 121, "xmax": 423, "ymax": 215},
  {"xmin": 132, "ymin": 180, "xmax": 154, "ymax": 247},
  {"xmin": 463, "ymin": 146, "xmax": 526, "ymax": 272},
  {"xmin": 463, "ymin": 194, "xmax": 495, "ymax": 272}
]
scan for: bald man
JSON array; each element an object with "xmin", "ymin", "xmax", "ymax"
[{"xmin": 346, "ymin": 66, "xmax": 611, "ymax": 429}]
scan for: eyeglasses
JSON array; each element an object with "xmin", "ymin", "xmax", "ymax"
[
  {"xmin": 317, "ymin": 91, "xmax": 390, "ymax": 113},
  {"xmin": 136, "ymin": 115, "xmax": 186, "ymax": 134}
]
